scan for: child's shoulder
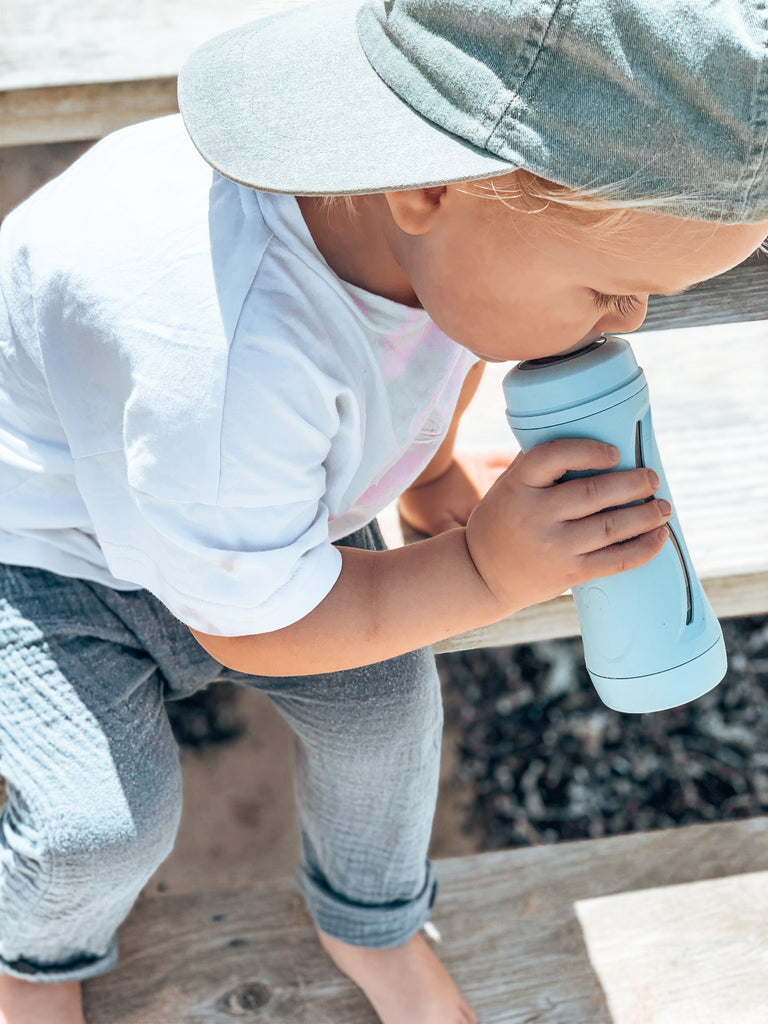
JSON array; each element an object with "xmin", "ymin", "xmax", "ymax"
[
  {"xmin": 1, "ymin": 116, "xmax": 243, "ymax": 337},
  {"xmin": 3, "ymin": 116, "xmax": 213, "ymax": 261}
]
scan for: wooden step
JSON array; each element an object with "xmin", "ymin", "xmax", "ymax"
[
  {"xmin": 0, "ymin": 1, "xmax": 303, "ymax": 147},
  {"xmin": 81, "ymin": 817, "xmax": 768, "ymax": 1023}
]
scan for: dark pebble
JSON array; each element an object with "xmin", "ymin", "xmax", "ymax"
[{"xmin": 437, "ymin": 615, "xmax": 768, "ymax": 849}]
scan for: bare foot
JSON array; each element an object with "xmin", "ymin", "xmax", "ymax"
[
  {"xmin": 0, "ymin": 975, "xmax": 86, "ymax": 1024},
  {"xmin": 318, "ymin": 928, "xmax": 478, "ymax": 1024}
]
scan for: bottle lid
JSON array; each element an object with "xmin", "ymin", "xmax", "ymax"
[{"xmin": 503, "ymin": 336, "xmax": 643, "ymax": 419}]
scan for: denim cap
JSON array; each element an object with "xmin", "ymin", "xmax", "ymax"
[{"xmin": 178, "ymin": 0, "xmax": 768, "ymax": 222}]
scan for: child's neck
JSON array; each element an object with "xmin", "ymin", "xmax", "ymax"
[{"xmin": 297, "ymin": 194, "xmax": 421, "ymax": 308}]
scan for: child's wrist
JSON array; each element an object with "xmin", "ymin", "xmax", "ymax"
[{"xmin": 460, "ymin": 524, "xmax": 520, "ymax": 621}]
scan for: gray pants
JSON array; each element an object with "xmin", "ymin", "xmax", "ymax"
[{"xmin": 0, "ymin": 523, "xmax": 442, "ymax": 983}]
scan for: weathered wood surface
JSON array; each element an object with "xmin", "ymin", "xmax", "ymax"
[
  {"xmin": 640, "ymin": 258, "xmax": 768, "ymax": 331},
  {"xmin": 0, "ymin": 1, "xmax": 304, "ymax": 146},
  {"xmin": 1, "ymin": 0, "xmax": 305, "ymax": 89},
  {"xmin": 429, "ymin": 571, "xmax": 768, "ymax": 654},
  {"xmin": 575, "ymin": 871, "xmax": 768, "ymax": 1024},
  {"xmin": 0, "ymin": 79, "xmax": 179, "ymax": 148},
  {"xmin": 82, "ymin": 817, "xmax": 768, "ymax": 1023}
]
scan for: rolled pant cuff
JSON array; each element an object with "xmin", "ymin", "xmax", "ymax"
[
  {"xmin": 295, "ymin": 862, "xmax": 439, "ymax": 949},
  {"xmin": 0, "ymin": 938, "xmax": 118, "ymax": 984}
]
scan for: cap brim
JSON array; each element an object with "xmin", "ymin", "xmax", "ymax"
[{"xmin": 177, "ymin": 0, "xmax": 516, "ymax": 195}]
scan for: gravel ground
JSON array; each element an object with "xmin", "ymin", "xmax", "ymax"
[
  {"xmin": 167, "ymin": 683, "xmax": 247, "ymax": 750},
  {"xmin": 166, "ymin": 615, "xmax": 768, "ymax": 853},
  {"xmin": 436, "ymin": 615, "xmax": 768, "ymax": 850}
]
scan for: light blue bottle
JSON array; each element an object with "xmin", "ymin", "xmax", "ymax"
[{"xmin": 502, "ymin": 336, "xmax": 727, "ymax": 714}]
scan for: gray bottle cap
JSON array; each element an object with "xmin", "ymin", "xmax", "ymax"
[{"xmin": 503, "ymin": 337, "xmax": 643, "ymax": 420}]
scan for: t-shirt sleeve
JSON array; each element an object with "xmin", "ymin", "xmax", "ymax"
[
  {"xmin": 106, "ymin": 336, "xmax": 350, "ymax": 637},
  {"xmin": 122, "ymin": 489, "xmax": 343, "ymax": 636}
]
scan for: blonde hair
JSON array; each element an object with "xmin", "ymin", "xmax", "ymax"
[
  {"xmin": 318, "ymin": 170, "xmax": 651, "ymax": 234},
  {"xmin": 464, "ymin": 169, "xmax": 642, "ymax": 232}
]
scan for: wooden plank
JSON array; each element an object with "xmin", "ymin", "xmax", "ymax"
[
  {"xmin": 0, "ymin": 1, "xmax": 306, "ymax": 146},
  {"xmin": 575, "ymin": 871, "xmax": 768, "ymax": 1024},
  {"xmin": 639, "ymin": 260, "xmax": 768, "ymax": 330},
  {"xmin": 433, "ymin": 571, "xmax": 768, "ymax": 653},
  {"xmin": 0, "ymin": 80, "xmax": 178, "ymax": 148},
  {"xmin": 81, "ymin": 817, "xmax": 768, "ymax": 1023},
  {"xmin": 0, "ymin": 1, "xmax": 305, "ymax": 90}
]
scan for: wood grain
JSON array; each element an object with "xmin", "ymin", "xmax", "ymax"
[
  {"xmin": 0, "ymin": 80, "xmax": 179, "ymax": 148},
  {"xmin": 575, "ymin": 871, "xmax": 768, "ymax": 1024},
  {"xmin": 0, "ymin": 1, "xmax": 306, "ymax": 89},
  {"xmin": 640, "ymin": 261, "xmax": 768, "ymax": 330},
  {"xmin": 0, "ymin": 1, "xmax": 307, "ymax": 146},
  {"xmin": 81, "ymin": 817, "xmax": 768, "ymax": 1023},
  {"xmin": 432, "ymin": 571, "xmax": 768, "ymax": 653}
]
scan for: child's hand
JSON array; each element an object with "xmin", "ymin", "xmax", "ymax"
[
  {"xmin": 398, "ymin": 451, "xmax": 512, "ymax": 536},
  {"xmin": 464, "ymin": 438, "xmax": 671, "ymax": 615}
]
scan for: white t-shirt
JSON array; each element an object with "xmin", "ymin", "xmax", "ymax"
[{"xmin": 0, "ymin": 116, "xmax": 476, "ymax": 636}]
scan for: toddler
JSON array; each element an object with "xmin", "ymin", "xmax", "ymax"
[{"xmin": 2, "ymin": 1, "xmax": 768, "ymax": 1022}]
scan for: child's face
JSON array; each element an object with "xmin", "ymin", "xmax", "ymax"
[{"xmin": 387, "ymin": 187, "xmax": 768, "ymax": 362}]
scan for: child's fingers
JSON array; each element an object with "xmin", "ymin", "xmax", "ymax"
[
  {"xmin": 516, "ymin": 438, "xmax": 619, "ymax": 488},
  {"xmin": 578, "ymin": 525, "xmax": 670, "ymax": 580},
  {"xmin": 570, "ymin": 497, "xmax": 671, "ymax": 553},
  {"xmin": 556, "ymin": 466, "xmax": 660, "ymax": 521}
]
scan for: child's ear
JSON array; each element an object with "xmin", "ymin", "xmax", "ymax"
[{"xmin": 384, "ymin": 186, "xmax": 448, "ymax": 234}]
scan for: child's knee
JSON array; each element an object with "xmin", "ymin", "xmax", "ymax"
[
  {"xmin": 6, "ymin": 767, "xmax": 182, "ymax": 894},
  {"xmin": 333, "ymin": 648, "xmax": 444, "ymax": 751}
]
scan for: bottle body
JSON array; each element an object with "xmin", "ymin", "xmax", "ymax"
[{"xmin": 503, "ymin": 337, "xmax": 726, "ymax": 714}]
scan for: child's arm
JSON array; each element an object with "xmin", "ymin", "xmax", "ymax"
[{"xmin": 190, "ymin": 438, "xmax": 670, "ymax": 676}]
